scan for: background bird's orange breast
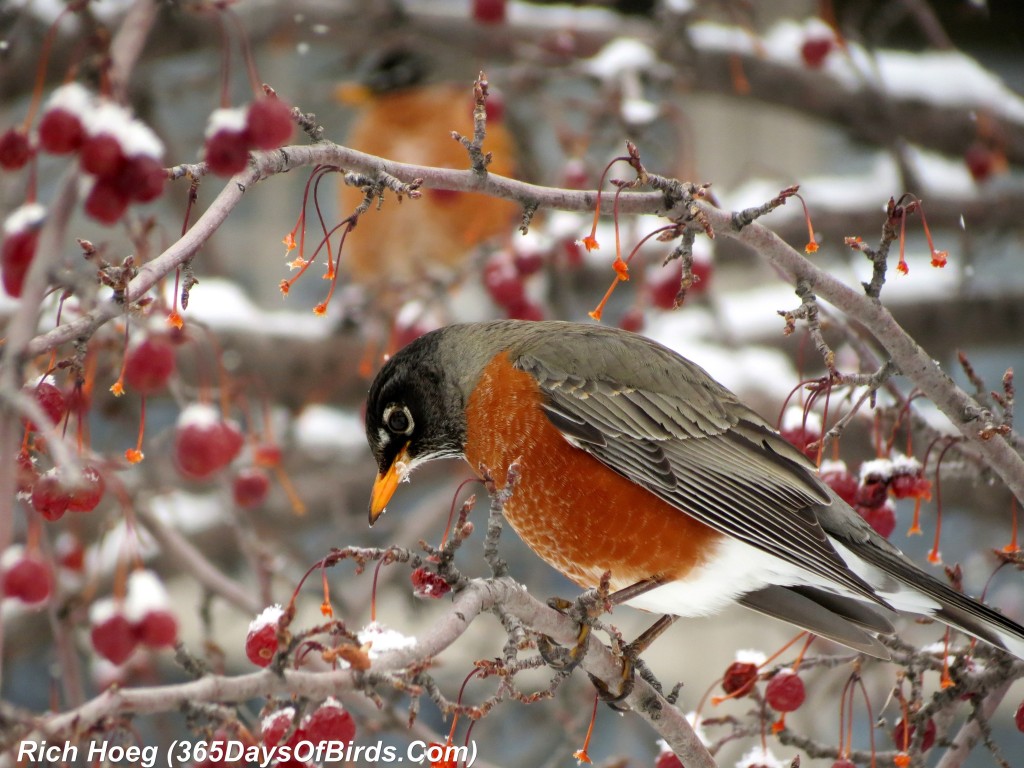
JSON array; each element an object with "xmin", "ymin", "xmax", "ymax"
[
  {"xmin": 340, "ymin": 84, "xmax": 519, "ymax": 286},
  {"xmin": 463, "ymin": 352, "xmax": 723, "ymax": 591}
]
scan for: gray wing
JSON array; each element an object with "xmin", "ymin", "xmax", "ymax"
[{"xmin": 514, "ymin": 345, "xmax": 884, "ymax": 604}]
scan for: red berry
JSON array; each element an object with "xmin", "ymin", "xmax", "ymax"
[
  {"xmin": 233, "ymin": 468, "xmax": 271, "ymax": 508},
  {"xmin": 1, "ymin": 229, "xmax": 38, "ymax": 297},
  {"xmin": 304, "ymin": 698, "xmax": 356, "ymax": 745},
  {"xmin": 0, "ymin": 128, "xmax": 33, "ymax": 170},
  {"xmin": 426, "ymin": 188, "xmax": 459, "ymax": 205},
  {"xmin": 1015, "ymin": 700, "xmax": 1024, "ymax": 732},
  {"xmin": 122, "ymin": 155, "xmax": 166, "ymax": 203},
  {"xmin": 820, "ymin": 464, "xmax": 858, "ymax": 506},
  {"xmin": 84, "ymin": 177, "xmax": 131, "ymax": 224},
  {"xmin": 690, "ymin": 256, "xmax": 713, "ymax": 295},
  {"xmin": 513, "ymin": 249, "xmax": 545, "ymax": 277},
  {"xmin": 780, "ymin": 424, "xmax": 821, "ymax": 461},
  {"xmin": 31, "ymin": 470, "xmax": 72, "ymax": 521},
  {"xmin": 765, "ymin": 670, "xmax": 805, "ymax": 712},
  {"xmin": 411, "ymin": 567, "xmax": 452, "ymax": 599},
  {"xmin": 471, "ymin": 0, "xmax": 506, "ymax": 23},
  {"xmin": 38, "ymin": 108, "xmax": 85, "ymax": 154},
  {"xmin": 483, "ymin": 88, "xmax": 506, "ymax": 124},
  {"xmin": 561, "ymin": 238, "xmax": 583, "ymax": 267},
  {"xmin": 392, "ymin": 319, "xmax": 432, "ymax": 349},
  {"xmin": 619, "ymin": 307, "xmax": 645, "ymax": 332},
  {"xmin": 892, "ymin": 717, "xmax": 936, "ymax": 751},
  {"xmin": 891, "ymin": 473, "xmax": 930, "ymax": 501},
  {"xmin": 648, "ymin": 262, "xmax": 682, "ymax": 310},
  {"xmin": 857, "ymin": 502, "xmax": 896, "ymax": 538},
  {"xmin": 245, "ymin": 98, "xmax": 293, "ymax": 150},
  {"xmin": 124, "ymin": 336, "xmax": 176, "ymax": 393},
  {"xmin": 67, "ymin": 465, "xmax": 105, "ymax": 512},
  {"xmin": 721, "ymin": 661, "xmax": 759, "ymax": 697},
  {"xmin": 561, "ymin": 158, "xmax": 589, "ymax": 189},
  {"xmin": 246, "ymin": 605, "xmax": 284, "ymax": 667},
  {"xmin": 655, "ymin": 751, "xmax": 683, "ymax": 768},
  {"xmin": 2, "ymin": 552, "xmax": 52, "ymax": 604},
  {"xmin": 246, "ymin": 622, "xmax": 278, "ymax": 667},
  {"xmin": 205, "ymin": 130, "xmax": 250, "ymax": 176},
  {"xmin": 24, "ymin": 380, "xmax": 66, "ymax": 432},
  {"xmin": 173, "ymin": 405, "xmax": 244, "ymax": 480},
  {"xmin": 16, "ymin": 451, "xmax": 38, "ymax": 494},
  {"xmin": 483, "ymin": 256, "xmax": 526, "ymax": 309},
  {"xmin": 137, "ymin": 609, "xmax": 178, "ymax": 648},
  {"xmin": 800, "ymin": 37, "xmax": 833, "ymax": 68},
  {"xmin": 505, "ymin": 298, "xmax": 544, "ymax": 321},
  {"xmin": 855, "ymin": 479, "xmax": 889, "ymax": 509},
  {"xmin": 80, "ymin": 134, "xmax": 126, "ymax": 178},
  {"xmin": 261, "ymin": 709, "xmax": 295, "ymax": 746},
  {"xmin": 55, "ymin": 532, "xmax": 85, "ymax": 572},
  {"xmin": 91, "ymin": 609, "xmax": 139, "ymax": 665},
  {"xmin": 965, "ymin": 142, "xmax": 996, "ymax": 183}
]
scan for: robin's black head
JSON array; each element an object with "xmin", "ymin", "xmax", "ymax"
[
  {"xmin": 365, "ymin": 329, "xmax": 467, "ymax": 524},
  {"xmin": 361, "ymin": 48, "xmax": 430, "ymax": 95}
]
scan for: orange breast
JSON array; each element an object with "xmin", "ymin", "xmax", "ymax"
[
  {"xmin": 463, "ymin": 352, "xmax": 723, "ymax": 592},
  {"xmin": 340, "ymin": 85, "xmax": 518, "ymax": 286}
]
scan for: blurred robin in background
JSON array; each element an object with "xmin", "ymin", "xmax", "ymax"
[
  {"xmin": 337, "ymin": 49, "xmax": 519, "ymax": 291},
  {"xmin": 364, "ymin": 320, "xmax": 1024, "ymax": 687}
]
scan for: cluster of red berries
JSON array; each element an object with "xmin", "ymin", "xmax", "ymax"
[
  {"xmin": 18, "ymin": 378, "xmax": 106, "ymax": 521},
  {"xmin": 261, "ymin": 698, "xmax": 356, "ymax": 768},
  {"xmin": 818, "ymin": 455, "xmax": 931, "ymax": 539},
  {"xmin": 892, "ymin": 716, "xmax": 936, "ymax": 751},
  {"xmin": 173, "ymin": 403, "xmax": 245, "ymax": 481},
  {"xmin": 31, "ymin": 464, "xmax": 105, "ymax": 521},
  {"xmin": 203, "ymin": 98, "xmax": 294, "ymax": 177},
  {"xmin": 482, "ymin": 249, "xmax": 545, "ymax": 320},
  {"xmin": 719, "ymin": 658, "xmax": 806, "ymax": 712},
  {"xmin": 53, "ymin": 84, "xmax": 165, "ymax": 224},
  {"xmin": 779, "ymin": 407, "xmax": 824, "ymax": 462},
  {"xmin": 89, "ymin": 571, "xmax": 179, "ymax": 665}
]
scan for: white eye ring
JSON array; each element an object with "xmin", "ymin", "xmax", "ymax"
[{"xmin": 383, "ymin": 404, "xmax": 414, "ymax": 436}]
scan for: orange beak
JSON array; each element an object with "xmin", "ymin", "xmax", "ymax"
[{"xmin": 368, "ymin": 445, "xmax": 409, "ymax": 525}]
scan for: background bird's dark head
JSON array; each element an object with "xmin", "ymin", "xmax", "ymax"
[{"xmin": 364, "ymin": 329, "xmax": 467, "ymax": 522}]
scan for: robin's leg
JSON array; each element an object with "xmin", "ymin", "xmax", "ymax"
[
  {"xmin": 537, "ymin": 577, "xmax": 665, "ymax": 674},
  {"xmin": 589, "ymin": 613, "xmax": 678, "ymax": 707}
]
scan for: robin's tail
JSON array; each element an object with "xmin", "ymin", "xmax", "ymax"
[{"xmin": 851, "ymin": 541, "xmax": 1024, "ymax": 660}]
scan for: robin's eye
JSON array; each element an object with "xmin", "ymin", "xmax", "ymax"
[{"xmin": 384, "ymin": 404, "xmax": 413, "ymax": 435}]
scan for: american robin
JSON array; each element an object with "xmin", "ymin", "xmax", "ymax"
[
  {"xmin": 337, "ymin": 49, "xmax": 519, "ymax": 289},
  {"xmin": 364, "ymin": 320, "xmax": 1024, "ymax": 661}
]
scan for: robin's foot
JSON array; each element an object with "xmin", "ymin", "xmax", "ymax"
[
  {"xmin": 537, "ymin": 596, "xmax": 595, "ymax": 672},
  {"xmin": 536, "ymin": 592, "xmax": 606, "ymax": 672},
  {"xmin": 588, "ymin": 653, "xmax": 636, "ymax": 710},
  {"xmin": 592, "ymin": 614, "xmax": 678, "ymax": 709}
]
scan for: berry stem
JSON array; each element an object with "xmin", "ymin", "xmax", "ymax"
[
  {"xmin": 24, "ymin": 6, "xmax": 72, "ymax": 129},
  {"xmin": 223, "ymin": 8, "xmax": 263, "ymax": 97},
  {"xmin": 572, "ymin": 690, "xmax": 599, "ymax": 764}
]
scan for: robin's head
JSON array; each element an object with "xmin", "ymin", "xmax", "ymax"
[{"xmin": 365, "ymin": 329, "xmax": 468, "ymax": 525}]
